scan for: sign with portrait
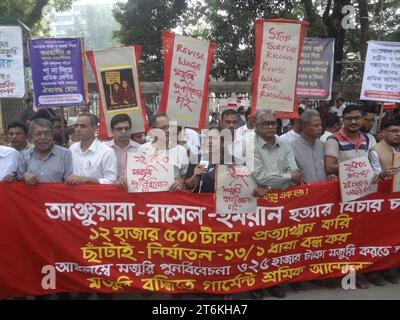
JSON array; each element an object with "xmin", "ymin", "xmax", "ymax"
[{"xmin": 86, "ymin": 46, "xmax": 148, "ymax": 139}]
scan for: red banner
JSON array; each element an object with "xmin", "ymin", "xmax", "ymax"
[
  {"xmin": 1, "ymin": 180, "xmax": 400, "ymax": 298},
  {"xmin": 251, "ymin": 19, "xmax": 307, "ymax": 119},
  {"xmin": 159, "ymin": 31, "xmax": 215, "ymax": 129}
]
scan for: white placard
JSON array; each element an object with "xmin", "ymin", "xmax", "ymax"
[
  {"xmin": 339, "ymin": 156, "xmax": 378, "ymax": 202},
  {"xmin": 0, "ymin": 26, "xmax": 25, "ymax": 98},
  {"xmin": 360, "ymin": 40, "xmax": 400, "ymax": 103},
  {"xmin": 127, "ymin": 152, "xmax": 174, "ymax": 193},
  {"xmin": 215, "ymin": 165, "xmax": 257, "ymax": 214}
]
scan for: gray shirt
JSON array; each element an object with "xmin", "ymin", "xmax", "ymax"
[
  {"xmin": 18, "ymin": 144, "xmax": 73, "ymax": 182},
  {"xmin": 291, "ymin": 136, "xmax": 327, "ymax": 183},
  {"xmin": 252, "ymin": 135, "xmax": 298, "ymax": 190}
]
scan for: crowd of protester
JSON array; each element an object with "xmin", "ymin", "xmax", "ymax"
[{"xmin": 1, "ymin": 96, "xmax": 400, "ymax": 299}]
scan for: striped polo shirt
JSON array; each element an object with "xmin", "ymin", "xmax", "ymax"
[{"xmin": 324, "ymin": 128, "xmax": 374, "ymax": 163}]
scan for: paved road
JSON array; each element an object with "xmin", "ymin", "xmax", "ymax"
[{"xmin": 111, "ymin": 277, "xmax": 400, "ymax": 300}]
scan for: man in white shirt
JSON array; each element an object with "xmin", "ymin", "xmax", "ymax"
[
  {"xmin": 139, "ymin": 113, "xmax": 189, "ymax": 191},
  {"xmin": 107, "ymin": 113, "xmax": 140, "ymax": 188},
  {"xmin": 66, "ymin": 113, "xmax": 118, "ymax": 185},
  {"xmin": 0, "ymin": 145, "xmax": 19, "ymax": 182},
  {"xmin": 320, "ymin": 113, "xmax": 341, "ymax": 143},
  {"xmin": 279, "ymin": 107, "xmax": 305, "ymax": 144},
  {"xmin": 235, "ymin": 108, "xmax": 254, "ymax": 141},
  {"xmin": 330, "ymin": 97, "xmax": 346, "ymax": 117}
]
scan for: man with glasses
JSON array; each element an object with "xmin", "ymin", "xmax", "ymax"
[
  {"xmin": 324, "ymin": 105, "xmax": 375, "ymax": 289},
  {"xmin": 17, "ymin": 118, "xmax": 73, "ymax": 185},
  {"xmin": 107, "ymin": 114, "xmax": 140, "ymax": 189},
  {"xmin": 250, "ymin": 109, "xmax": 302, "ymax": 299},
  {"xmin": 325, "ymin": 105, "xmax": 375, "ymax": 176}
]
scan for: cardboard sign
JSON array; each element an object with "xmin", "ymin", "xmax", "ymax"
[
  {"xmin": 251, "ymin": 19, "xmax": 307, "ymax": 114},
  {"xmin": 86, "ymin": 46, "xmax": 148, "ymax": 139},
  {"xmin": 215, "ymin": 165, "xmax": 257, "ymax": 215},
  {"xmin": 339, "ymin": 156, "xmax": 378, "ymax": 202},
  {"xmin": 159, "ymin": 32, "xmax": 215, "ymax": 129},
  {"xmin": 127, "ymin": 152, "xmax": 174, "ymax": 193}
]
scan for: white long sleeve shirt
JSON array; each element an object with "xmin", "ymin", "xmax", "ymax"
[{"xmin": 70, "ymin": 139, "xmax": 118, "ymax": 184}]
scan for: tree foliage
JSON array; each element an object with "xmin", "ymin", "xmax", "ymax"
[
  {"xmin": 0, "ymin": 0, "xmax": 72, "ymax": 34},
  {"xmin": 113, "ymin": 0, "xmax": 187, "ymax": 81}
]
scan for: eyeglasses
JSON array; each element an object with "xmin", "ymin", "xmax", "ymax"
[
  {"xmin": 343, "ymin": 116, "xmax": 362, "ymax": 122},
  {"xmin": 256, "ymin": 121, "xmax": 277, "ymax": 128}
]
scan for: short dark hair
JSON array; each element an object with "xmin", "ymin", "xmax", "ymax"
[
  {"xmin": 220, "ymin": 109, "xmax": 239, "ymax": 120},
  {"xmin": 150, "ymin": 112, "xmax": 169, "ymax": 128},
  {"xmin": 52, "ymin": 117, "xmax": 67, "ymax": 126},
  {"xmin": 323, "ymin": 113, "xmax": 340, "ymax": 129},
  {"xmin": 336, "ymin": 97, "xmax": 344, "ymax": 103},
  {"xmin": 382, "ymin": 119, "xmax": 400, "ymax": 130},
  {"xmin": 8, "ymin": 122, "xmax": 28, "ymax": 135},
  {"xmin": 342, "ymin": 105, "xmax": 362, "ymax": 117},
  {"xmin": 111, "ymin": 113, "xmax": 132, "ymax": 130},
  {"xmin": 78, "ymin": 112, "xmax": 98, "ymax": 127}
]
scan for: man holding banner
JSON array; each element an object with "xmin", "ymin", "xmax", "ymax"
[
  {"xmin": 66, "ymin": 113, "xmax": 118, "ymax": 185},
  {"xmin": 138, "ymin": 113, "xmax": 189, "ymax": 191},
  {"xmin": 251, "ymin": 109, "xmax": 302, "ymax": 299}
]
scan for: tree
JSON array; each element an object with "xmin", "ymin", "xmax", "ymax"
[
  {"xmin": 203, "ymin": 0, "xmax": 301, "ymax": 81},
  {"xmin": 113, "ymin": 0, "xmax": 187, "ymax": 81},
  {"xmin": 0, "ymin": 0, "xmax": 72, "ymax": 35}
]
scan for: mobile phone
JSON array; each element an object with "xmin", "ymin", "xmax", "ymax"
[{"xmin": 199, "ymin": 160, "xmax": 209, "ymax": 170}]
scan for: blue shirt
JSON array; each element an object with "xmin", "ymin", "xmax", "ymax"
[{"xmin": 18, "ymin": 144, "xmax": 73, "ymax": 182}]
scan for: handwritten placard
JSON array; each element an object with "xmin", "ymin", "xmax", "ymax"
[
  {"xmin": 28, "ymin": 38, "xmax": 88, "ymax": 107},
  {"xmin": 0, "ymin": 26, "xmax": 25, "ymax": 98},
  {"xmin": 360, "ymin": 41, "xmax": 400, "ymax": 103},
  {"xmin": 296, "ymin": 38, "xmax": 334, "ymax": 100},
  {"xmin": 339, "ymin": 156, "xmax": 378, "ymax": 202},
  {"xmin": 159, "ymin": 32, "xmax": 215, "ymax": 129},
  {"xmin": 126, "ymin": 152, "xmax": 174, "ymax": 193},
  {"xmin": 252, "ymin": 19, "xmax": 307, "ymax": 113},
  {"xmin": 215, "ymin": 165, "xmax": 257, "ymax": 215}
]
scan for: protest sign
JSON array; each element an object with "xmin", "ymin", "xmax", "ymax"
[
  {"xmin": 360, "ymin": 41, "xmax": 400, "ymax": 103},
  {"xmin": 296, "ymin": 38, "xmax": 334, "ymax": 100},
  {"xmin": 0, "ymin": 26, "xmax": 25, "ymax": 98},
  {"xmin": 339, "ymin": 156, "xmax": 378, "ymax": 202},
  {"xmin": 86, "ymin": 46, "xmax": 148, "ymax": 139},
  {"xmin": 28, "ymin": 38, "xmax": 88, "ymax": 107},
  {"xmin": 215, "ymin": 165, "xmax": 257, "ymax": 215},
  {"xmin": 251, "ymin": 19, "xmax": 307, "ymax": 115},
  {"xmin": 127, "ymin": 152, "xmax": 174, "ymax": 193},
  {"xmin": 159, "ymin": 32, "xmax": 215, "ymax": 129}
]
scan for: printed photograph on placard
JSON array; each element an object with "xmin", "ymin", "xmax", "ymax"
[{"xmin": 100, "ymin": 67, "xmax": 138, "ymax": 110}]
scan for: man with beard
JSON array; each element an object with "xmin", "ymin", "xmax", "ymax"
[
  {"xmin": 324, "ymin": 105, "xmax": 375, "ymax": 289},
  {"xmin": 325, "ymin": 105, "xmax": 375, "ymax": 176},
  {"xmin": 366, "ymin": 119, "xmax": 400, "ymax": 286}
]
